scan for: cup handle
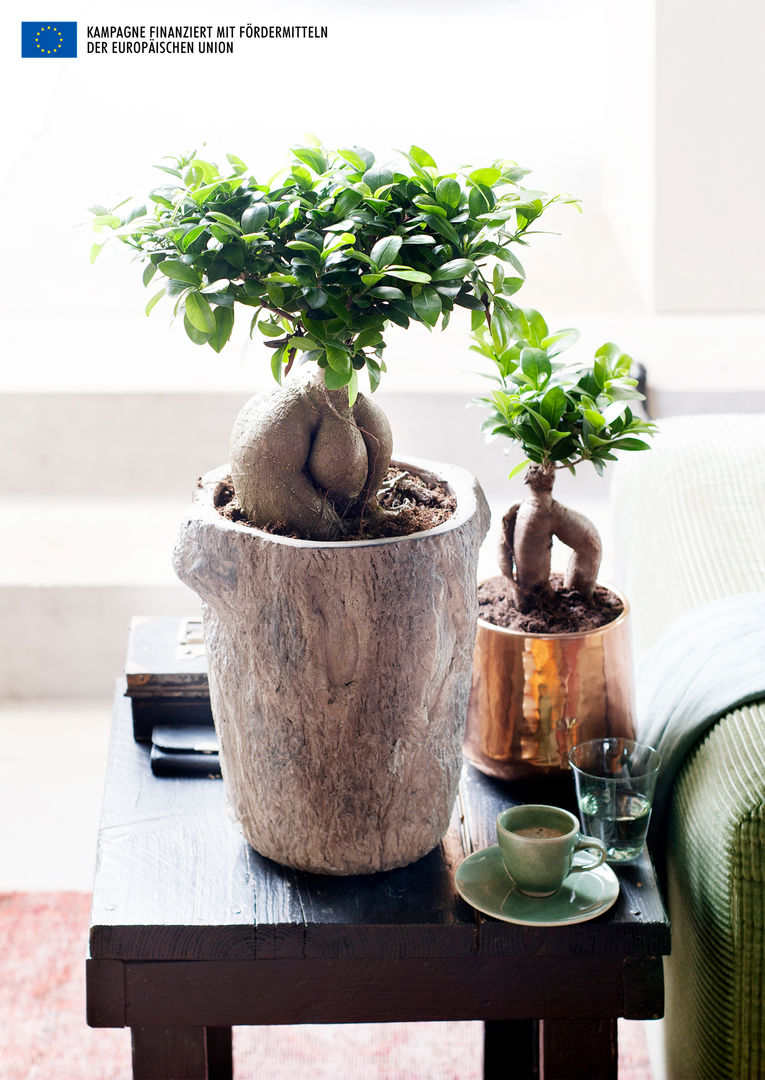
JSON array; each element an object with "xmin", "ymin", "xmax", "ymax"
[{"xmin": 569, "ymin": 836, "xmax": 607, "ymax": 875}]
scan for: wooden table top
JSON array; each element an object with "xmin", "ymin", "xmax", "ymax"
[{"xmin": 89, "ymin": 685, "xmax": 670, "ymax": 967}]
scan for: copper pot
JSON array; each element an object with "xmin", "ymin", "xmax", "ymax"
[{"xmin": 464, "ymin": 588, "xmax": 635, "ymax": 781}]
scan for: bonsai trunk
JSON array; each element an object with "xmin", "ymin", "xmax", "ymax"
[
  {"xmin": 498, "ymin": 464, "xmax": 602, "ymax": 611},
  {"xmin": 230, "ymin": 366, "xmax": 393, "ymax": 539}
]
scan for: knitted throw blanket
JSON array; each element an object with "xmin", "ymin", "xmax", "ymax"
[{"xmin": 636, "ymin": 591, "xmax": 765, "ymax": 849}]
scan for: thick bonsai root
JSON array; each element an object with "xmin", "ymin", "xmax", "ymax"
[
  {"xmin": 498, "ymin": 464, "xmax": 602, "ymax": 610},
  {"xmin": 229, "ymin": 368, "xmax": 393, "ymax": 539}
]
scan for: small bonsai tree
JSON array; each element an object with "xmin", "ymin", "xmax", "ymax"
[
  {"xmin": 92, "ymin": 143, "xmax": 575, "ymax": 538},
  {"xmin": 473, "ymin": 308, "xmax": 656, "ymax": 611}
]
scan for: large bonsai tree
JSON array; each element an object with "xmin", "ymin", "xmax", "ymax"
[
  {"xmin": 92, "ymin": 143, "xmax": 575, "ymax": 538},
  {"xmin": 473, "ymin": 309, "xmax": 656, "ymax": 610}
]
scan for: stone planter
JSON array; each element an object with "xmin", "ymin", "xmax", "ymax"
[
  {"xmin": 464, "ymin": 589, "xmax": 635, "ymax": 781},
  {"xmin": 173, "ymin": 458, "xmax": 489, "ymax": 874}
]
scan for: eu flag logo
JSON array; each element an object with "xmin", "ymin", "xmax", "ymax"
[{"xmin": 21, "ymin": 22, "xmax": 77, "ymax": 58}]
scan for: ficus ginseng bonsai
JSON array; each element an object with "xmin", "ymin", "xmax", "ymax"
[
  {"xmin": 473, "ymin": 308, "xmax": 656, "ymax": 614},
  {"xmin": 91, "ymin": 142, "xmax": 576, "ymax": 540}
]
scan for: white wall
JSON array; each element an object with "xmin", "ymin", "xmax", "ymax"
[
  {"xmin": 604, "ymin": 0, "xmax": 765, "ymax": 312},
  {"xmin": 602, "ymin": 2, "xmax": 655, "ymax": 309},
  {"xmin": 655, "ymin": 0, "xmax": 765, "ymax": 311}
]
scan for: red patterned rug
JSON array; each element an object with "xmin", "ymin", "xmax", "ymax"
[{"xmin": 0, "ymin": 893, "xmax": 654, "ymax": 1079}]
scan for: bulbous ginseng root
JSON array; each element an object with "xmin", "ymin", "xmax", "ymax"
[
  {"xmin": 229, "ymin": 368, "xmax": 393, "ymax": 540},
  {"xmin": 497, "ymin": 466, "xmax": 602, "ymax": 610}
]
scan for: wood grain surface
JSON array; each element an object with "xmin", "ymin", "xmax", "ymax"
[
  {"xmin": 88, "ymin": 686, "xmax": 670, "ymax": 1079},
  {"xmin": 172, "ymin": 459, "xmax": 490, "ymax": 874},
  {"xmin": 91, "ymin": 688, "xmax": 669, "ymax": 973}
]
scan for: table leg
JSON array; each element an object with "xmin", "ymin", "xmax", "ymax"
[
  {"xmin": 539, "ymin": 1018, "xmax": 617, "ymax": 1080},
  {"xmin": 484, "ymin": 1019, "xmax": 539, "ymax": 1079},
  {"xmin": 131, "ymin": 1025, "xmax": 233, "ymax": 1080}
]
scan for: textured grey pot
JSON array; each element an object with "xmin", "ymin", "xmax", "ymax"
[{"xmin": 173, "ymin": 457, "xmax": 490, "ymax": 874}]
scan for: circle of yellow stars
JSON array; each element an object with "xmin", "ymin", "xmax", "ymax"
[{"xmin": 35, "ymin": 25, "xmax": 64, "ymax": 54}]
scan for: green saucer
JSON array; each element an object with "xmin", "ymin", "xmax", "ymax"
[{"xmin": 455, "ymin": 845, "xmax": 620, "ymax": 926}]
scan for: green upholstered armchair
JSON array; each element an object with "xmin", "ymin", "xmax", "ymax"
[{"xmin": 610, "ymin": 414, "xmax": 765, "ymax": 1080}]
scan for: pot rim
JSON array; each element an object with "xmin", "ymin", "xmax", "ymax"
[
  {"xmin": 476, "ymin": 581, "xmax": 630, "ymax": 641},
  {"xmin": 189, "ymin": 456, "xmax": 485, "ymax": 549}
]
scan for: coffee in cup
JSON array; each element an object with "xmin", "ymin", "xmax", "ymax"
[{"xmin": 496, "ymin": 804, "xmax": 606, "ymax": 897}]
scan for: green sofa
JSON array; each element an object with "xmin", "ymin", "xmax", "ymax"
[{"xmin": 611, "ymin": 413, "xmax": 765, "ymax": 1080}]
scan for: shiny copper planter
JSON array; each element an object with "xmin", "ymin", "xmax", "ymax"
[{"xmin": 464, "ymin": 589, "xmax": 635, "ymax": 781}]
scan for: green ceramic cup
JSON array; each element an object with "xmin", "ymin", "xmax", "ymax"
[{"xmin": 496, "ymin": 804, "xmax": 607, "ymax": 897}]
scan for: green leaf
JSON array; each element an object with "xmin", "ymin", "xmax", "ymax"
[
  {"xmin": 370, "ymin": 235, "xmax": 402, "ymax": 268},
  {"xmin": 584, "ymin": 409, "xmax": 606, "ymax": 432},
  {"xmin": 206, "ymin": 211, "xmax": 241, "ymax": 233},
  {"xmin": 495, "ymin": 248, "xmax": 526, "ymax": 276},
  {"xmin": 322, "ymin": 232, "xmax": 356, "ymax": 258},
  {"xmin": 497, "ymin": 277, "xmax": 522, "ymax": 297},
  {"xmin": 333, "ymin": 188, "xmax": 364, "ymax": 218},
  {"xmin": 412, "ymin": 287, "xmax": 442, "ymax": 327},
  {"xmin": 523, "ymin": 308, "xmax": 549, "ymax": 347},
  {"xmin": 508, "ymin": 458, "xmax": 531, "ymax": 481},
  {"xmin": 337, "ymin": 147, "xmax": 367, "ymax": 172},
  {"xmin": 384, "ymin": 268, "xmax": 432, "ymax": 284},
  {"xmin": 420, "ymin": 213, "xmax": 461, "ymax": 245},
  {"xmin": 304, "ymin": 288, "xmax": 328, "ymax": 308},
  {"xmin": 158, "ymin": 260, "xmax": 201, "ymax": 286},
  {"xmin": 180, "ymin": 224, "xmax": 208, "ymax": 252},
  {"xmin": 540, "ymin": 386, "xmax": 567, "ymax": 427},
  {"xmin": 208, "ymin": 306, "xmax": 235, "ymax": 353},
  {"xmin": 409, "ymin": 145, "xmax": 437, "ymax": 169},
  {"xmin": 469, "ymin": 167, "xmax": 501, "ymax": 187},
  {"xmin": 366, "ymin": 355, "xmax": 382, "ymax": 393},
  {"xmin": 184, "ymin": 291, "xmax": 215, "ymax": 334},
  {"xmin": 323, "ymin": 365, "xmax": 351, "ymax": 390},
  {"xmin": 454, "ymin": 291, "xmax": 485, "ymax": 310},
  {"xmin": 520, "ymin": 347, "xmax": 552, "ymax": 384},
  {"xmin": 200, "ymin": 279, "xmax": 231, "ymax": 296},
  {"xmin": 609, "ymin": 437, "xmax": 652, "ymax": 452},
  {"xmin": 595, "ymin": 341, "xmax": 622, "ymax": 364},
  {"xmin": 226, "ymin": 152, "xmax": 247, "ymax": 174},
  {"xmin": 490, "ymin": 308, "xmax": 511, "ymax": 354},
  {"xmin": 362, "ymin": 165, "xmax": 394, "ymax": 192},
  {"xmin": 145, "ymin": 288, "xmax": 166, "ymax": 317},
  {"xmin": 435, "ymin": 177, "xmax": 461, "ymax": 208},
  {"xmin": 270, "ymin": 345, "xmax": 286, "ymax": 383},
  {"xmin": 542, "ymin": 328, "xmax": 580, "ymax": 356},
  {"xmin": 368, "ymin": 286, "xmax": 405, "ymax": 300},
  {"xmin": 142, "ymin": 263, "xmax": 157, "ymax": 287},
  {"xmin": 241, "ymin": 203, "xmax": 270, "ymax": 232},
  {"xmin": 183, "ymin": 313, "xmax": 210, "ymax": 345},
  {"xmin": 346, "ymin": 367, "xmax": 359, "ymax": 407},
  {"xmin": 292, "ymin": 146, "xmax": 327, "ymax": 174},
  {"xmin": 325, "ymin": 344, "xmax": 351, "ymax": 375},
  {"xmin": 431, "ymin": 258, "xmax": 475, "ymax": 281},
  {"xmin": 468, "ymin": 185, "xmax": 490, "ymax": 219},
  {"xmin": 258, "ymin": 320, "xmax": 285, "ymax": 338}
]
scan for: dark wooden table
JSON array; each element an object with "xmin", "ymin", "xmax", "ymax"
[{"xmin": 87, "ymin": 686, "xmax": 670, "ymax": 1080}]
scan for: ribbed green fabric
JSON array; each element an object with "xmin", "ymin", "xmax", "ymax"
[
  {"xmin": 665, "ymin": 705, "xmax": 765, "ymax": 1079},
  {"xmin": 610, "ymin": 415, "xmax": 765, "ymax": 1079}
]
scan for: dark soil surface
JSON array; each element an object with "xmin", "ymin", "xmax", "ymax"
[
  {"xmin": 214, "ymin": 467, "xmax": 456, "ymax": 540},
  {"xmin": 478, "ymin": 573, "xmax": 624, "ymax": 634}
]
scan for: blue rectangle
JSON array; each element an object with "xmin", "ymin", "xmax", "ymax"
[{"xmin": 22, "ymin": 21, "xmax": 77, "ymax": 58}]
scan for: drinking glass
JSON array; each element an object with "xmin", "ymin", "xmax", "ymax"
[{"xmin": 569, "ymin": 738, "xmax": 661, "ymax": 863}]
